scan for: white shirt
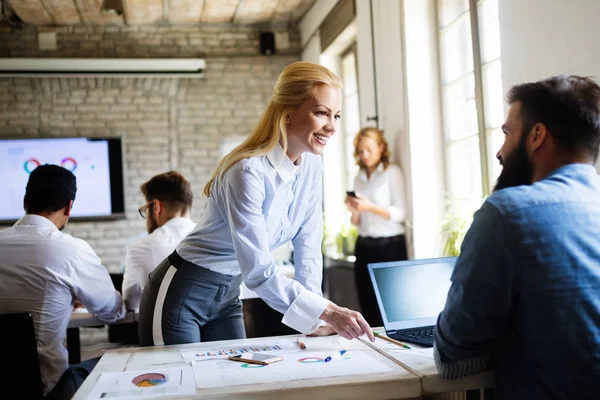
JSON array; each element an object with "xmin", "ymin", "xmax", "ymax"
[
  {"xmin": 0, "ymin": 215, "xmax": 125, "ymax": 396},
  {"xmin": 354, "ymin": 163, "xmax": 406, "ymax": 237},
  {"xmin": 177, "ymin": 144, "xmax": 330, "ymax": 334},
  {"xmin": 123, "ymin": 217, "xmax": 197, "ymax": 311}
]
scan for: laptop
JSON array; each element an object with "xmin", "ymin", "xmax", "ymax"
[{"xmin": 368, "ymin": 257, "xmax": 457, "ymax": 347}]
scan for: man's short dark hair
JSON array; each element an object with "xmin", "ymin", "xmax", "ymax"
[
  {"xmin": 24, "ymin": 164, "xmax": 77, "ymax": 214},
  {"xmin": 141, "ymin": 171, "xmax": 193, "ymax": 213},
  {"xmin": 507, "ymin": 75, "xmax": 600, "ymax": 162}
]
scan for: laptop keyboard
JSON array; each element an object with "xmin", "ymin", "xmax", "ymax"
[
  {"xmin": 389, "ymin": 327, "xmax": 436, "ymax": 347},
  {"xmin": 402, "ymin": 328, "xmax": 434, "ymax": 339}
]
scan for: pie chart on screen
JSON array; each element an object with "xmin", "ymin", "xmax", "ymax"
[
  {"xmin": 23, "ymin": 158, "xmax": 40, "ymax": 173},
  {"xmin": 60, "ymin": 157, "xmax": 77, "ymax": 172},
  {"xmin": 131, "ymin": 373, "xmax": 168, "ymax": 387}
]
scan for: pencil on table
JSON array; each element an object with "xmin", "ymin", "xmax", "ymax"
[
  {"xmin": 372, "ymin": 331, "xmax": 411, "ymax": 349},
  {"xmin": 296, "ymin": 338, "xmax": 307, "ymax": 350}
]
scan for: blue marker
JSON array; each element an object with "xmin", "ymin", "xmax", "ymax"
[{"xmin": 324, "ymin": 350, "xmax": 347, "ymax": 362}]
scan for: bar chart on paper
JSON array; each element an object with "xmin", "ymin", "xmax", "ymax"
[
  {"xmin": 180, "ymin": 340, "xmax": 297, "ymax": 361},
  {"xmin": 192, "ymin": 351, "xmax": 394, "ymax": 389}
]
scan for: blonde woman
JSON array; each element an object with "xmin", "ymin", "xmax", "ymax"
[
  {"xmin": 345, "ymin": 127, "xmax": 407, "ymax": 327},
  {"xmin": 139, "ymin": 62, "xmax": 374, "ymax": 345}
]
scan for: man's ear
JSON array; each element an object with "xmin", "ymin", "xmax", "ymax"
[
  {"xmin": 64, "ymin": 200, "xmax": 74, "ymax": 217},
  {"xmin": 153, "ymin": 199, "xmax": 163, "ymax": 216},
  {"xmin": 529, "ymin": 122, "xmax": 548, "ymax": 153}
]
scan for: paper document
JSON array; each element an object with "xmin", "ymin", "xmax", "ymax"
[
  {"xmin": 370, "ymin": 337, "xmax": 434, "ymax": 358},
  {"xmin": 180, "ymin": 340, "xmax": 297, "ymax": 361},
  {"xmin": 192, "ymin": 350, "xmax": 393, "ymax": 388},
  {"xmin": 86, "ymin": 366, "xmax": 196, "ymax": 400}
]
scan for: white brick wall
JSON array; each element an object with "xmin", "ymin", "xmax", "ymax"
[{"xmin": 0, "ymin": 23, "xmax": 300, "ymax": 273}]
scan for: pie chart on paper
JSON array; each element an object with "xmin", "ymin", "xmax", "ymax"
[{"xmin": 131, "ymin": 373, "xmax": 168, "ymax": 387}]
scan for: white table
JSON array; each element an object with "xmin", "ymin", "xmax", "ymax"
[
  {"xmin": 68, "ymin": 310, "xmax": 137, "ymax": 329},
  {"xmin": 361, "ymin": 331, "xmax": 495, "ymax": 399},
  {"xmin": 74, "ymin": 334, "xmax": 421, "ymax": 400},
  {"xmin": 67, "ymin": 311, "xmax": 138, "ymax": 364}
]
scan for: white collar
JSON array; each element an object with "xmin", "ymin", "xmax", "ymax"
[
  {"xmin": 359, "ymin": 162, "xmax": 385, "ymax": 182},
  {"xmin": 14, "ymin": 214, "xmax": 59, "ymax": 231},
  {"xmin": 266, "ymin": 143, "xmax": 301, "ymax": 185}
]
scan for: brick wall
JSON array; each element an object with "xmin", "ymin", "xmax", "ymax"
[{"xmin": 0, "ymin": 23, "xmax": 300, "ymax": 272}]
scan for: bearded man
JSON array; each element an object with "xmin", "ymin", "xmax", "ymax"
[{"xmin": 434, "ymin": 75, "xmax": 600, "ymax": 399}]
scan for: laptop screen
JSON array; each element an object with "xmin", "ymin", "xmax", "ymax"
[{"xmin": 368, "ymin": 257, "xmax": 457, "ymax": 331}]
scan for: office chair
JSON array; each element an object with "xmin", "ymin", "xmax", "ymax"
[
  {"xmin": 108, "ymin": 273, "xmax": 139, "ymax": 344},
  {"xmin": 0, "ymin": 312, "xmax": 44, "ymax": 399}
]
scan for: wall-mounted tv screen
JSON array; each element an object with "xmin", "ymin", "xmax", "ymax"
[{"xmin": 0, "ymin": 137, "xmax": 125, "ymax": 224}]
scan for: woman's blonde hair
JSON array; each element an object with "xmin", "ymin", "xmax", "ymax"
[
  {"xmin": 204, "ymin": 61, "xmax": 342, "ymax": 196},
  {"xmin": 353, "ymin": 127, "xmax": 391, "ymax": 170}
]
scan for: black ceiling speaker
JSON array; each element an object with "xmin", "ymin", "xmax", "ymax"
[{"xmin": 260, "ymin": 32, "xmax": 276, "ymax": 55}]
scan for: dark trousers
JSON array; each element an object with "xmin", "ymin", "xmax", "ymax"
[
  {"xmin": 45, "ymin": 358, "xmax": 99, "ymax": 400},
  {"xmin": 138, "ymin": 251, "xmax": 246, "ymax": 346},
  {"xmin": 354, "ymin": 234, "xmax": 407, "ymax": 327}
]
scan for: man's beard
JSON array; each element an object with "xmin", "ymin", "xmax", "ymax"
[
  {"xmin": 493, "ymin": 136, "xmax": 534, "ymax": 192},
  {"xmin": 147, "ymin": 210, "xmax": 159, "ymax": 234}
]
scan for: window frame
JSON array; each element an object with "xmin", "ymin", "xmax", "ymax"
[{"xmin": 437, "ymin": 0, "xmax": 502, "ymax": 208}]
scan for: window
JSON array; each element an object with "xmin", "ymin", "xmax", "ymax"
[
  {"xmin": 437, "ymin": 0, "xmax": 503, "ymax": 219},
  {"xmin": 340, "ymin": 45, "xmax": 361, "ymax": 189}
]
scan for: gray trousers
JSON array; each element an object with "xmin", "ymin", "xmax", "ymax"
[{"xmin": 138, "ymin": 251, "xmax": 246, "ymax": 346}]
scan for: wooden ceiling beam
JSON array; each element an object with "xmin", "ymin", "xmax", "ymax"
[
  {"xmin": 201, "ymin": 0, "xmax": 238, "ymax": 24},
  {"xmin": 122, "ymin": 0, "xmax": 163, "ymax": 25},
  {"xmin": 43, "ymin": 0, "xmax": 82, "ymax": 24},
  {"xmin": 168, "ymin": 0, "xmax": 204, "ymax": 24},
  {"xmin": 74, "ymin": 0, "xmax": 103, "ymax": 24},
  {"xmin": 233, "ymin": 0, "xmax": 277, "ymax": 25},
  {"xmin": 7, "ymin": 0, "xmax": 53, "ymax": 25}
]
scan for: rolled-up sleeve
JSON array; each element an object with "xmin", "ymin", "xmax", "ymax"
[
  {"xmin": 221, "ymin": 164, "xmax": 327, "ymax": 334},
  {"xmin": 434, "ymin": 201, "xmax": 515, "ymax": 379},
  {"xmin": 386, "ymin": 165, "xmax": 406, "ymax": 223}
]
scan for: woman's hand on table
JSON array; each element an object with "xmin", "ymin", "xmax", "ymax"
[{"xmin": 319, "ymin": 303, "xmax": 374, "ymax": 342}]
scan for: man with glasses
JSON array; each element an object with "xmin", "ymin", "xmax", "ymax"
[{"xmin": 122, "ymin": 171, "xmax": 195, "ymax": 312}]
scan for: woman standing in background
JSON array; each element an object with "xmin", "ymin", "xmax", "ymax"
[{"xmin": 345, "ymin": 127, "xmax": 408, "ymax": 327}]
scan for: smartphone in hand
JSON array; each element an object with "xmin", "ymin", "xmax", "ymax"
[
  {"xmin": 346, "ymin": 191, "xmax": 357, "ymax": 198},
  {"xmin": 228, "ymin": 353, "xmax": 283, "ymax": 365}
]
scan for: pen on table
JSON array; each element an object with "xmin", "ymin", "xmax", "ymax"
[
  {"xmin": 372, "ymin": 331, "xmax": 411, "ymax": 349},
  {"xmin": 324, "ymin": 349, "xmax": 347, "ymax": 362},
  {"xmin": 296, "ymin": 338, "xmax": 307, "ymax": 350}
]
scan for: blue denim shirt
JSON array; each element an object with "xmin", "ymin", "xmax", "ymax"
[{"xmin": 434, "ymin": 164, "xmax": 600, "ymax": 399}]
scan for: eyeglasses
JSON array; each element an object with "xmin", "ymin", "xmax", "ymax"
[{"xmin": 138, "ymin": 200, "xmax": 155, "ymax": 219}]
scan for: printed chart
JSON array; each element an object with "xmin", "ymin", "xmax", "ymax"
[
  {"xmin": 180, "ymin": 340, "xmax": 297, "ymax": 361},
  {"xmin": 192, "ymin": 350, "xmax": 393, "ymax": 389},
  {"xmin": 86, "ymin": 366, "xmax": 196, "ymax": 400}
]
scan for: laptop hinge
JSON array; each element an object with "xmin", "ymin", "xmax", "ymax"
[{"xmin": 387, "ymin": 330, "xmax": 398, "ymax": 335}]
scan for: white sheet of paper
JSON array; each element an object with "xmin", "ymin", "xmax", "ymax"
[
  {"xmin": 86, "ymin": 366, "xmax": 196, "ymax": 400},
  {"xmin": 180, "ymin": 340, "xmax": 297, "ymax": 361},
  {"xmin": 192, "ymin": 350, "xmax": 393, "ymax": 388},
  {"xmin": 371, "ymin": 338, "xmax": 434, "ymax": 358}
]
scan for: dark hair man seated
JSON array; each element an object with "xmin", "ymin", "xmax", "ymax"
[
  {"xmin": 434, "ymin": 75, "xmax": 600, "ymax": 399},
  {"xmin": 0, "ymin": 164, "xmax": 125, "ymax": 400},
  {"xmin": 122, "ymin": 171, "xmax": 195, "ymax": 312}
]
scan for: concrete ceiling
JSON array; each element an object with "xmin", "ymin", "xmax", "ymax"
[{"xmin": 4, "ymin": 0, "xmax": 316, "ymax": 25}]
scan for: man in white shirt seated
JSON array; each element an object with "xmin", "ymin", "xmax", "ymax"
[
  {"xmin": 0, "ymin": 164, "xmax": 126, "ymax": 400},
  {"xmin": 122, "ymin": 171, "xmax": 196, "ymax": 312}
]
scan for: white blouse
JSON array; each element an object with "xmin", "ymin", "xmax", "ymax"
[
  {"xmin": 177, "ymin": 144, "xmax": 329, "ymax": 334},
  {"xmin": 353, "ymin": 163, "xmax": 406, "ymax": 238}
]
